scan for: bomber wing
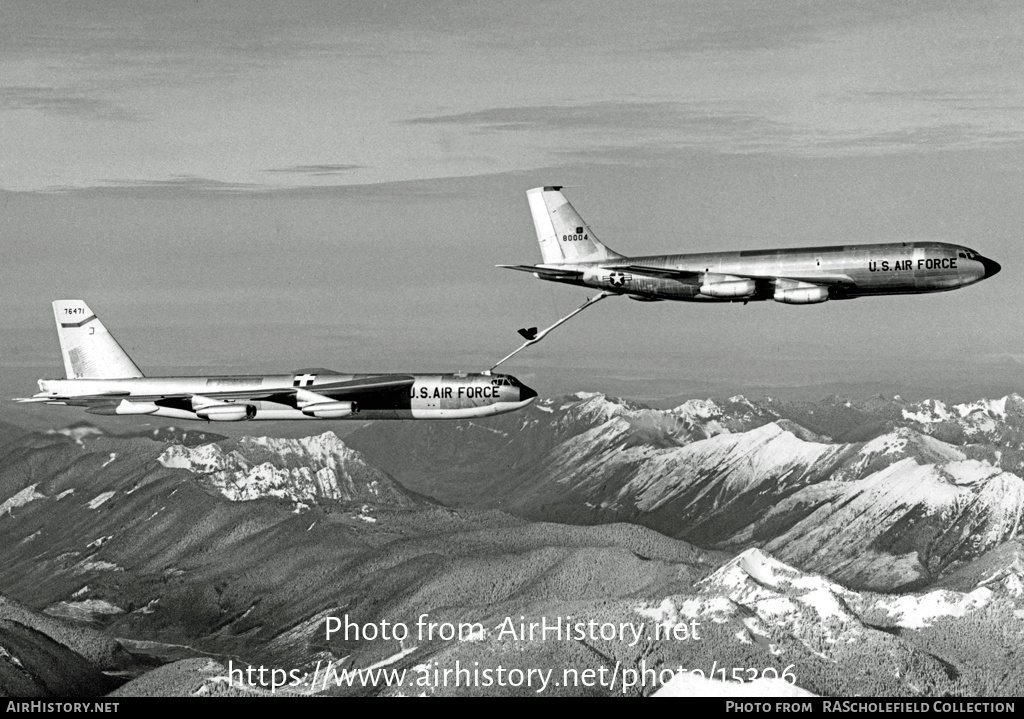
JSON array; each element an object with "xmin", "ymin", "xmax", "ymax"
[
  {"xmin": 293, "ymin": 374, "xmax": 415, "ymax": 398},
  {"xmin": 15, "ymin": 392, "xmax": 130, "ymax": 406},
  {"xmin": 248, "ymin": 374, "xmax": 416, "ymax": 406}
]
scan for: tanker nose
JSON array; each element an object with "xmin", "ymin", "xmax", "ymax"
[{"xmin": 980, "ymin": 255, "xmax": 1001, "ymax": 278}]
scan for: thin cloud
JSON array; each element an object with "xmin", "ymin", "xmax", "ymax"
[
  {"xmin": 404, "ymin": 98, "xmax": 1024, "ymax": 156},
  {"xmin": 265, "ymin": 164, "xmax": 364, "ymax": 176},
  {"xmin": 402, "ymin": 101, "xmax": 698, "ymax": 131},
  {"xmin": 404, "ymin": 101, "xmax": 795, "ymax": 155},
  {"xmin": 35, "ymin": 171, "xmax": 517, "ymax": 200},
  {"xmin": 50, "ymin": 176, "xmax": 264, "ymax": 197},
  {"xmin": 0, "ymin": 86, "xmax": 140, "ymax": 122}
]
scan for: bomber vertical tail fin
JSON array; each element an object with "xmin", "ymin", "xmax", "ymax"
[
  {"xmin": 52, "ymin": 300, "xmax": 144, "ymax": 379},
  {"xmin": 526, "ymin": 186, "xmax": 624, "ymax": 265}
]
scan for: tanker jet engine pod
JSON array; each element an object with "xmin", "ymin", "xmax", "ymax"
[
  {"xmin": 700, "ymin": 276, "xmax": 757, "ymax": 299},
  {"xmin": 17, "ymin": 300, "xmax": 537, "ymax": 422},
  {"xmin": 774, "ymin": 285, "xmax": 830, "ymax": 304},
  {"xmin": 500, "ymin": 186, "xmax": 1000, "ymax": 304}
]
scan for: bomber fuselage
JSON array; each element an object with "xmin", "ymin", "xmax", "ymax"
[
  {"xmin": 20, "ymin": 300, "xmax": 540, "ymax": 423},
  {"xmin": 34, "ymin": 371, "xmax": 536, "ymax": 421}
]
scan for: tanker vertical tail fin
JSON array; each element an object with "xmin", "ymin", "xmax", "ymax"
[
  {"xmin": 52, "ymin": 300, "xmax": 144, "ymax": 379},
  {"xmin": 526, "ymin": 186, "xmax": 624, "ymax": 265}
]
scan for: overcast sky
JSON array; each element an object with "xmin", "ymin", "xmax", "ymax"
[{"xmin": 4, "ymin": 1, "xmax": 1024, "ymax": 417}]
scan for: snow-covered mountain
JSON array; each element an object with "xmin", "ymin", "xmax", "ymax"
[
  {"xmin": 158, "ymin": 432, "xmax": 416, "ymax": 508},
  {"xmin": 346, "ymin": 391, "xmax": 1024, "ymax": 591},
  {"xmin": 900, "ymin": 395, "xmax": 1024, "ymax": 437},
  {"xmin": 690, "ymin": 548, "xmax": 993, "ymax": 632},
  {"xmin": 638, "ymin": 548, "xmax": 1004, "ymax": 696},
  {"xmin": 30, "ymin": 392, "xmax": 1013, "ymax": 593},
  {"xmin": 3, "ymin": 407, "xmax": 1024, "ymax": 696}
]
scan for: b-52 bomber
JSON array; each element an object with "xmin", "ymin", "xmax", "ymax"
[
  {"xmin": 500, "ymin": 186, "xmax": 1001, "ymax": 304},
  {"xmin": 16, "ymin": 300, "xmax": 536, "ymax": 422}
]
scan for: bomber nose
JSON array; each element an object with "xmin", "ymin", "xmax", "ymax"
[
  {"xmin": 519, "ymin": 383, "xmax": 538, "ymax": 401},
  {"xmin": 979, "ymin": 255, "xmax": 1001, "ymax": 278}
]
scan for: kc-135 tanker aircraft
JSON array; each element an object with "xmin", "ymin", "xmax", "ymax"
[
  {"xmin": 501, "ymin": 186, "xmax": 1001, "ymax": 304},
  {"xmin": 16, "ymin": 300, "xmax": 537, "ymax": 422}
]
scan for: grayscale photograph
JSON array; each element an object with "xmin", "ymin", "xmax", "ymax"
[{"xmin": 1, "ymin": 1, "xmax": 1022, "ymax": 703}]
